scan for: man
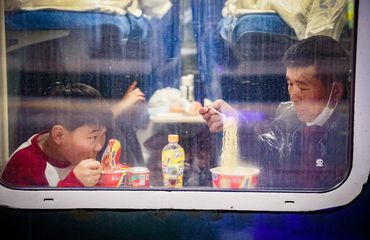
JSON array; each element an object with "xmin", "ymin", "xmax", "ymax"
[{"xmin": 200, "ymin": 35, "xmax": 350, "ymax": 189}]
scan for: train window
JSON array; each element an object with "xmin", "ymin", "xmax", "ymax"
[{"xmin": 1, "ymin": 0, "xmax": 369, "ymax": 211}]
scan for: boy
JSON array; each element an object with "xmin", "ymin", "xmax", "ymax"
[{"xmin": 1, "ymin": 83, "xmax": 114, "ymax": 187}]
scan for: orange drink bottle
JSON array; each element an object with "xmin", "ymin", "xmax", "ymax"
[{"xmin": 161, "ymin": 134, "xmax": 185, "ymax": 188}]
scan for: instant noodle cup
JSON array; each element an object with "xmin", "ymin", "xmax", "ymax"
[
  {"xmin": 127, "ymin": 167, "xmax": 150, "ymax": 188},
  {"xmin": 97, "ymin": 169, "xmax": 128, "ymax": 187},
  {"xmin": 210, "ymin": 166, "xmax": 260, "ymax": 189},
  {"xmin": 101, "ymin": 139, "xmax": 122, "ymax": 171}
]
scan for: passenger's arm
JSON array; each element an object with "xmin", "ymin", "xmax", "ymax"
[{"xmin": 111, "ymin": 81, "xmax": 145, "ymax": 118}]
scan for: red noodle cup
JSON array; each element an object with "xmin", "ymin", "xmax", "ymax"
[
  {"xmin": 210, "ymin": 166, "xmax": 260, "ymax": 189},
  {"xmin": 97, "ymin": 169, "xmax": 128, "ymax": 187},
  {"xmin": 127, "ymin": 167, "xmax": 150, "ymax": 188}
]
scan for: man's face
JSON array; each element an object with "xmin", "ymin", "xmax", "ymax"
[
  {"xmin": 60, "ymin": 125, "xmax": 107, "ymax": 166},
  {"xmin": 286, "ymin": 66, "xmax": 330, "ymax": 123}
]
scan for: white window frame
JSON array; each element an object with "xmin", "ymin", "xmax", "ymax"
[{"xmin": 0, "ymin": 1, "xmax": 369, "ymax": 211}]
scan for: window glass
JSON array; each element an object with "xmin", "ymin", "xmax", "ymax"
[{"xmin": 1, "ymin": 0, "xmax": 354, "ymax": 192}]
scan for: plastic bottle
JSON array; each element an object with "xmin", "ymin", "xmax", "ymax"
[
  {"xmin": 180, "ymin": 74, "xmax": 194, "ymax": 102},
  {"xmin": 161, "ymin": 134, "xmax": 185, "ymax": 188}
]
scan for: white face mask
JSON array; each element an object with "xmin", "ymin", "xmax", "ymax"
[{"xmin": 306, "ymin": 83, "xmax": 339, "ymax": 127}]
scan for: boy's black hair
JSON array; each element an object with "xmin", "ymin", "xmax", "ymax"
[
  {"xmin": 46, "ymin": 83, "xmax": 113, "ymax": 131},
  {"xmin": 282, "ymin": 35, "xmax": 350, "ymax": 95}
]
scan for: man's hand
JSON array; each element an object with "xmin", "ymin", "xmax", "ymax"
[
  {"xmin": 199, "ymin": 99, "xmax": 238, "ymax": 133},
  {"xmin": 73, "ymin": 159, "xmax": 102, "ymax": 187}
]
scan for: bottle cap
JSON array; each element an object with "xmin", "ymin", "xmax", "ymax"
[
  {"xmin": 181, "ymin": 75, "xmax": 193, "ymax": 86},
  {"xmin": 187, "ymin": 74, "xmax": 194, "ymax": 81},
  {"xmin": 168, "ymin": 134, "xmax": 179, "ymax": 143}
]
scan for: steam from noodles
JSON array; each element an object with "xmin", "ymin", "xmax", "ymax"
[{"xmin": 220, "ymin": 117, "xmax": 239, "ymax": 170}]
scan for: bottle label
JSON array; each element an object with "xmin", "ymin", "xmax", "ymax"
[{"xmin": 161, "ymin": 147, "xmax": 185, "ymax": 188}]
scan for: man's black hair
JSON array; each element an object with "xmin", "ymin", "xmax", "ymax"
[{"xmin": 282, "ymin": 35, "xmax": 350, "ymax": 95}]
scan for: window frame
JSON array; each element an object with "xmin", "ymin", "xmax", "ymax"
[{"xmin": 0, "ymin": 0, "xmax": 369, "ymax": 211}]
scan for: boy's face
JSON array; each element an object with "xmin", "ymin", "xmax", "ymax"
[
  {"xmin": 59, "ymin": 125, "xmax": 107, "ymax": 166},
  {"xmin": 286, "ymin": 65, "xmax": 330, "ymax": 123}
]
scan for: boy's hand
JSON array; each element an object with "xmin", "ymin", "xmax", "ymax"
[{"xmin": 73, "ymin": 159, "xmax": 102, "ymax": 187}]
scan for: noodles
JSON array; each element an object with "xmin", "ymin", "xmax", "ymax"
[{"xmin": 220, "ymin": 117, "xmax": 239, "ymax": 170}]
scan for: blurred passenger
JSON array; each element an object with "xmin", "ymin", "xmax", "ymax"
[
  {"xmin": 111, "ymin": 80, "xmax": 146, "ymax": 165},
  {"xmin": 199, "ymin": 35, "xmax": 350, "ymax": 189}
]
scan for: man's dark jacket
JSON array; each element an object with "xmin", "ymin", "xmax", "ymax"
[{"xmin": 240, "ymin": 101, "xmax": 350, "ymax": 190}]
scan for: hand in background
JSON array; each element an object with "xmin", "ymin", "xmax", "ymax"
[
  {"xmin": 111, "ymin": 81, "xmax": 145, "ymax": 117},
  {"xmin": 199, "ymin": 99, "xmax": 238, "ymax": 133},
  {"xmin": 73, "ymin": 159, "xmax": 102, "ymax": 187}
]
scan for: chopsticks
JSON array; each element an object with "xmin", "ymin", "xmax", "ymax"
[{"xmin": 207, "ymin": 106, "xmax": 226, "ymax": 118}]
